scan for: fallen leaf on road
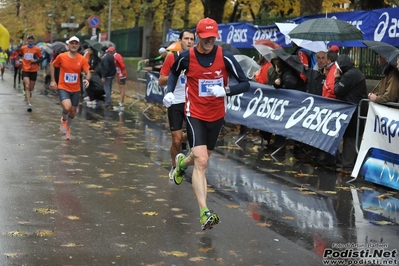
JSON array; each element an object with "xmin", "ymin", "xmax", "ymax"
[
  {"xmin": 226, "ymin": 204, "xmax": 240, "ymax": 209},
  {"xmin": 61, "ymin": 243, "xmax": 84, "ymax": 247},
  {"xmin": 159, "ymin": 250, "xmax": 188, "ymax": 257},
  {"xmin": 5, "ymin": 231, "xmax": 28, "ymax": 237},
  {"xmin": 376, "ymin": 193, "xmax": 392, "ymax": 199},
  {"xmin": 86, "ymin": 184, "xmax": 103, "ymax": 189},
  {"xmin": 99, "ymin": 191, "xmax": 114, "ymax": 195},
  {"xmin": 142, "ymin": 212, "xmax": 158, "ymax": 216},
  {"xmin": 40, "ymin": 175, "xmax": 54, "ymax": 179},
  {"xmin": 373, "ymin": 221, "xmax": 394, "ymax": 225},
  {"xmin": 37, "ymin": 230, "xmax": 57, "ymax": 237},
  {"xmin": 189, "ymin": 257, "xmax": 207, "ymax": 261},
  {"xmin": 295, "ymin": 173, "xmax": 316, "ymax": 177},
  {"xmin": 324, "ymin": 191, "xmax": 337, "ymax": 194},
  {"xmin": 360, "ymin": 186, "xmax": 374, "ymax": 191},
  {"xmin": 301, "ymin": 191, "xmax": 317, "ymax": 195},
  {"xmin": 336, "ymin": 186, "xmax": 350, "ymax": 191},
  {"xmin": 258, "ymin": 222, "xmax": 272, "ymax": 227},
  {"xmin": 34, "ymin": 208, "xmax": 58, "ymax": 215},
  {"xmin": 4, "ymin": 253, "xmax": 19, "ymax": 258},
  {"xmin": 67, "ymin": 216, "xmax": 80, "ymax": 220},
  {"xmin": 100, "ymin": 173, "xmax": 114, "ymax": 178},
  {"xmin": 199, "ymin": 246, "xmax": 214, "ymax": 252},
  {"xmin": 128, "ymin": 199, "xmax": 141, "ymax": 203}
]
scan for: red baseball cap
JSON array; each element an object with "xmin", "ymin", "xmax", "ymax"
[
  {"xmin": 196, "ymin": 18, "xmax": 219, "ymax": 38},
  {"xmin": 329, "ymin": 45, "xmax": 339, "ymax": 52},
  {"xmin": 106, "ymin": 46, "xmax": 116, "ymax": 53}
]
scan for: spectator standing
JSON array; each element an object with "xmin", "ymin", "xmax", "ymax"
[
  {"xmin": 83, "ymin": 45, "xmax": 102, "ymax": 102},
  {"xmin": 322, "ymin": 49, "xmax": 339, "ymax": 99},
  {"xmin": 367, "ymin": 54, "xmax": 399, "ymax": 103},
  {"xmin": 19, "ymin": 34, "xmax": 43, "ymax": 112},
  {"xmin": 253, "ymin": 54, "xmax": 272, "ymax": 84},
  {"xmin": 10, "ymin": 47, "xmax": 22, "ymax": 88},
  {"xmin": 252, "ymin": 53, "xmax": 274, "ymax": 146},
  {"xmin": 109, "ymin": 46, "xmax": 128, "ymax": 109},
  {"xmin": 306, "ymin": 51, "xmax": 327, "ymax": 96},
  {"xmin": 292, "ymin": 42, "xmax": 316, "ymax": 83},
  {"xmin": 0, "ymin": 48, "xmax": 8, "ymax": 80},
  {"xmin": 100, "ymin": 46, "xmax": 116, "ymax": 109},
  {"xmin": 159, "ymin": 29, "xmax": 195, "ymax": 180},
  {"xmin": 334, "ymin": 54, "xmax": 368, "ymax": 174},
  {"xmin": 272, "ymin": 57, "xmax": 306, "ymax": 91},
  {"xmin": 49, "ymin": 36, "xmax": 91, "ymax": 140},
  {"xmin": 165, "ymin": 18, "xmax": 250, "ymax": 230}
]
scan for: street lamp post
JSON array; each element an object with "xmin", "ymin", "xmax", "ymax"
[
  {"xmin": 48, "ymin": 13, "xmax": 53, "ymax": 43},
  {"xmin": 108, "ymin": 0, "xmax": 112, "ymax": 41}
]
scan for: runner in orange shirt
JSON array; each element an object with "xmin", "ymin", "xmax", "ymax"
[
  {"xmin": 49, "ymin": 36, "xmax": 91, "ymax": 140},
  {"xmin": 19, "ymin": 34, "xmax": 43, "ymax": 112}
]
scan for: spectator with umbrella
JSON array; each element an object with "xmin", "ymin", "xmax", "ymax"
[
  {"xmin": 362, "ymin": 41, "xmax": 399, "ymax": 104},
  {"xmin": 272, "ymin": 49, "xmax": 306, "ymax": 91}
]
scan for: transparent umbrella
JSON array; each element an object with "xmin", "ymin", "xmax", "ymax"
[
  {"xmin": 253, "ymin": 39, "xmax": 281, "ymax": 62},
  {"xmin": 234, "ymin": 54, "xmax": 260, "ymax": 79}
]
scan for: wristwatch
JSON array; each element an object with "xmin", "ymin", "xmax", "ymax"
[{"xmin": 225, "ymin": 86, "xmax": 231, "ymax": 94}]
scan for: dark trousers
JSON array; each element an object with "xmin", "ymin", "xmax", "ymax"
[{"xmin": 341, "ymin": 137, "xmax": 358, "ymax": 171}]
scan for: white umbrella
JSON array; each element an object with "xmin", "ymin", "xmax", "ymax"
[{"xmin": 276, "ymin": 22, "xmax": 327, "ymax": 53}]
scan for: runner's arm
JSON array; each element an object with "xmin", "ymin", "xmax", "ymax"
[
  {"xmin": 223, "ymin": 51, "xmax": 250, "ymax": 96},
  {"xmin": 159, "ymin": 53, "xmax": 175, "ymax": 86},
  {"xmin": 166, "ymin": 53, "xmax": 188, "ymax": 93}
]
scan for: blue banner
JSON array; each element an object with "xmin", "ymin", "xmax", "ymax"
[
  {"xmin": 225, "ymin": 82, "xmax": 357, "ymax": 154},
  {"xmin": 167, "ymin": 7, "xmax": 399, "ymax": 48},
  {"xmin": 145, "ymin": 72, "xmax": 357, "ymax": 155},
  {"xmin": 145, "ymin": 71, "xmax": 166, "ymax": 104}
]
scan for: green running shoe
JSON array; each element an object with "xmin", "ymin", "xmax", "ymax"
[
  {"xmin": 200, "ymin": 210, "xmax": 219, "ymax": 230},
  {"xmin": 173, "ymin": 153, "xmax": 186, "ymax": 185}
]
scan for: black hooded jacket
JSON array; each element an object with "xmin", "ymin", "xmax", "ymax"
[
  {"xmin": 334, "ymin": 54, "xmax": 367, "ymax": 105},
  {"xmin": 334, "ymin": 54, "xmax": 368, "ymax": 137}
]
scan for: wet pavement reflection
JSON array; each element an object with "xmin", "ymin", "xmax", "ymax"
[{"xmin": 76, "ymin": 99, "xmax": 399, "ymax": 257}]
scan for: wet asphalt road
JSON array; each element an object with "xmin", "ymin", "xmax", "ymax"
[{"xmin": 0, "ymin": 70, "xmax": 398, "ymax": 266}]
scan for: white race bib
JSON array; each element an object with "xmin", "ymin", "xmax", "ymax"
[
  {"xmin": 64, "ymin": 73, "xmax": 78, "ymax": 83},
  {"xmin": 198, "ymin": 78, "xmax": 223, "ymax": 97}
]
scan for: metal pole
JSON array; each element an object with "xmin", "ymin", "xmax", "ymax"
[{"xmin": 108, "ymin": 0, "xmax": 112, "ymax": 41}]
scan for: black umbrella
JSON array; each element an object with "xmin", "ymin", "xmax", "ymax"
[
  {"xmin": 388, "ymin": 50, "xmax": 399, "ymax": 67},
  {"xmin": 50, "ymin": 41, "xmax": 68, "ymax": 54},
  {"xmin": 215, "ymin": 41, "xmax": 241, "ymax": 55},
  {"xmin": 273, "ymin": 48, "xmax": 305, "ymax": 73},
  {"xmin": 84, "ymin": 39, "xmax": 104, "ymax": 53},
  {"xmin": 288, "ymin": 18, "xmax": 363, "ymax": 42},
  {"xmin": 362, "ymin": 40, "xmax": 399, "ymax": 67}
]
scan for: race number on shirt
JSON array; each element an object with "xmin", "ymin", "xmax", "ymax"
[
  {"xmin": 198, "ymin": 78, "xmax": 223, "ymax": 97},
  {"xmin": 64, "ymin": 73, "xmax": 78, "ymax": 83}
]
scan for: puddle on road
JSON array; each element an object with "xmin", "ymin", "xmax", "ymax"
[{"xmin": 76, "ymin": 103, "xmax": 399, "ymax": 256}]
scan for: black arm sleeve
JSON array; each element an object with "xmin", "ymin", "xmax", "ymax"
[{"xmin": 222, "ymin": 50, "xmax": 250, "ymax": 96}]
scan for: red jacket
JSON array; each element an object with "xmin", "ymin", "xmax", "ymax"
[
  {"xmin": 322, "ymin": 64, "xmax": 337, "ymax": 99},
  {"xmin": 255, "ymin": 61, "xmax": 272, "ymax": 84}
]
